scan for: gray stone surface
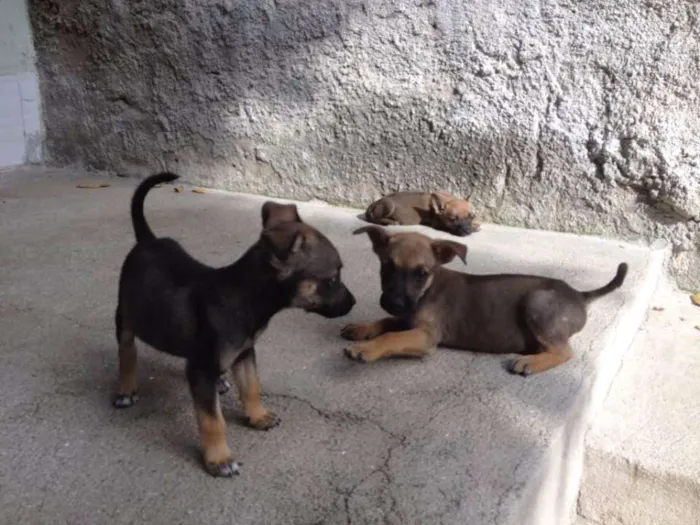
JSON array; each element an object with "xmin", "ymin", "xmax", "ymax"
[
  {"xmin": 578, "ymin": 278, "xmax": 700, "ymax": 525},
  {"xmin": 27, "ymin": 0, "xmax": 700, "ymax": 289},
  {"xmin": 0, "ymin": 167, "xmax": 659, "ymax": 525}
]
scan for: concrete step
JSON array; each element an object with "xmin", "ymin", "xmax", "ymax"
[
  {"xmin": 0, "ymin": 167, "xmax": 664, "ymax": 525},
  {"xmin": 577, "ymin": 277, "xmax": 700, "ymax": 525}
]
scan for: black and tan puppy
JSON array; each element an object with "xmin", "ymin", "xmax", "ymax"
[
  {"xmin": 114, "ymin": 172, "xmax": 355, "ymax": 477},
  {"xmin": 342, "ymin": 227, "xmax": 627, "ymax": 375},
  {"xmin": 365, "ymin": 191, "xmax": 480, "ymax": 236}
]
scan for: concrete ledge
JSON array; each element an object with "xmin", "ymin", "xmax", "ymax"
[
  {"xmin": 578, "ymin": 278, "xmax": 700, "ymax": 525},
  {"xmin": 0, "ymin": 168, "xmax": 662, "ymax": 525}
]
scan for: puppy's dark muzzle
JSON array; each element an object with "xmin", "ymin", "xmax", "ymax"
[
  {"xmin": 312, "ymin": 286, "xmax": 356, "ymax": 318},
  {"xmin": 380, "ymin": 293, "xmax": 413, "ymax": 316},
  {"xmin": 450, "ymin": 217, "xmax": 475, "ymax": 237}
]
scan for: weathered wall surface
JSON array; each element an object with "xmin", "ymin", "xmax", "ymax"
[{"xmin": 29, "ymin": 0, "xmax": 700, "ymax": 288}]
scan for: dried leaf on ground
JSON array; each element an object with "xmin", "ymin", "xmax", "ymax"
[
  {"xmin": 192, "ymin": 188, "xmax": 208, "ymax": 194},
  {"xmin": 691, "ymin": 293, "xmax": 700, "ymax": 307},
  {"xmin": 76, "ymin": 183, "xmax": 110, "ymax": 189},
  {"xmin": 174, "ymin": 186, "xmax": 184, "ymax": 193}
]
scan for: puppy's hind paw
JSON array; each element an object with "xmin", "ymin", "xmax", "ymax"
[
  {"xmin": 206, "ymin": 459, "xmax": 242, "ymax": 478},
  {"xmin": 248, "ymin": 410, "xmax": 281, "ymax": 431},
  {"xmin": 216, "ymin": 378, "xmax": 232, "ymax": 395},
  {"xmin": 113, "ymin": 393, "xmax": 139, "ymax": 408}
]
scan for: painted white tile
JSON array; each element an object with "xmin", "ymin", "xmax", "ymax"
[
  {"xmin": 21, "ymin": 99, "xmax": 40, "ymax": 134},
  {"xmin": 0, "ymin": 127, "xmax": 25, "ymax": 166},
  {"xmin": 0, "ymin": 74, "xmax": 26, "ymax": 166},
  {"xmin": 17, "ymin": 71, "xmax": 38, "ymax": 102},
  {"xmin": 0, "ymin": 72, "xmax": 43, "ymax": 166}
]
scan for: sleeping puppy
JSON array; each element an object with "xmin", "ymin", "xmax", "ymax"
[
  {"xmin": 114, "ymin": 172, "xmax": 356, "ymax": 477},
  {"xmin": 364, "ymin": 191, "xmax": 480, "ymax": 236}
]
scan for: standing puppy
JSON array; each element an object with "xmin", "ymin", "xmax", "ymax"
[
  {"xmin": 342, "ymin": 226, "xmax": 627, "ymax": 375},
  {"xmin": 365, "ymin": 191, "xmax": 480, "ymax": 236},
  {"xmin": 115, "ymin": 173, "xmax": 356, "ymax": 477}
]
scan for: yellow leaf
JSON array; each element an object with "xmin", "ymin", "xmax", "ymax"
[
  {"xmin": 76, "ymin": 183, "xmax": 110, "ymax": 189},
  {"xmin": 691, "ymin": 293, "xmax": 700, "ymax": 307},
  {"xmin": 192, "ymin": 188, "xmax": 208, "ymax": 194}
]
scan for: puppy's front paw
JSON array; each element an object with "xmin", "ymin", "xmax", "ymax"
[
  {"xmin": 205, "ymin": 458, "xmax": 242, "ymax": 478},
  {"xmin": 248, "ymin": 410, "xmax": 281, "ymax": 431},
  {"xmin": 216, "ymin": 378, "xmax": 232, "ymax": 395},
  {"xmin": 113, "ymin": 393, "xmax": 139, "ymax": 408},
  {"xmin": 507, "ymin": 357, "xmax": 533, "ymax": 377},
  {"xmin": 341, "ymin": 323, "xmax": 378, "ymax": 341},
  {"xmin": 344, "ymin": 344, "xmax": 375, "ymax": 363}
]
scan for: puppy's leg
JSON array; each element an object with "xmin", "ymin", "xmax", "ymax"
[
  {"xmin": 341, "ymin": 316, "xmax": 409, "ymax": 341},
  {"xmin": 508, "ymin": 290, "xmax": 580, "ymax": 376},
  {"xmin": 344, "ymin": 326, "xmax": 437, "ymax": 362},
  {"xmin": 232, "ymin": 348, "xmax": 280, "ymax": 430},
  {"xmin": 114, "ymin": 304, "xmax": 139, "ymax": 408},
  {"xmin": 508, "ymin": 342, "xmax": 573, "ymax": 376},
  {"xmin": 187, "ymin": 362, "xmax": 240, "ymax": 477}
]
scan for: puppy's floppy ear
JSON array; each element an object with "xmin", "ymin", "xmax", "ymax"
[
  {"xmin": 429, "ymin": 193, "xmax": 445, "ymax": 215},
  {"xmin": 262, "ymin": 202, "xmax": 302, "ymax": 228},
  {"xmin": 353, "ymin": 225, "xmax": 389, "ymax": 251},
  {"xmin": 431, "ymin": 240, "xmax": 467, "ymax": 265}
]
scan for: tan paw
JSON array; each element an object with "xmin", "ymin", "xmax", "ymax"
[
  {"xmin": 247, "ymin": 409, "xmax": 281, "ymax": 431},
  {"xmin": 507, "ymin": 357, "xmax": 534, "ymax": 376},
  {"xmin": 205, "ymin": 457, "xmax": 242, "ymax": 477},
  {"xmin": 203, "ymin": 446, "xmax": 242, "ymax": 477},
  {"xmin": 341, "ymin": 323, "xmax": 379, "ymax": 341},
  {"xmin": 343, "ymin": 344, "xmax": 378, "ymax": 363}
]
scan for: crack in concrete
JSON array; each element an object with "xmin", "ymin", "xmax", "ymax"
[{"xmin": 265, "ymin": 364, "xmax": 493, "ymax": 525}]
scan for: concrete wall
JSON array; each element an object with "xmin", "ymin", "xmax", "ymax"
[
  {"xmin": 0, "ymin": 0, "xmax": 42, "ymax": 167},
  {"xmin": 28, "ymin": 0, "xmax": 700, "ymax": 288}
]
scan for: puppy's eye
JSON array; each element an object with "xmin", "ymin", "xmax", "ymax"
[
  {"xmin": 324, "ymin": 275, "xmax": 339, "ymax": 287},
  {"xmin": 414, "ymin": 267, "xmax": 428, "ymax": 278}
]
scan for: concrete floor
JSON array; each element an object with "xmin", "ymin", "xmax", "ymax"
[{"xmin": 0, "ymin": 167, "xmax": 661, "ymax": 525}]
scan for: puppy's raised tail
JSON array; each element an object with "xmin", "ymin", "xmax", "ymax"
[
  {"xmin": 581, "ymin": 263, "xmax": 628, "ymax": 302},
  {"xmin": 131, "ymin": 172, "xmax": 179, "ymax": 243}
]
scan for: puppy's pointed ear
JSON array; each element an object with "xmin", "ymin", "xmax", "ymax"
[
  {"xmin": 353, "ymin": 225, "xmax": 389, "ymax": 251},
  {"xmin": 429, "ymin": 193, "xmax": 445, "ymax": 215},
  {"xmin": 431, "ymin": 240, "xmax": 467, "ymax": 265},
  {"xmin": 261, "ymin": 227, "xmax": 307, "ymax": 278},
  {"xmin": 262, "ymin": 202, "xmax": 302, "ymax": 228}
]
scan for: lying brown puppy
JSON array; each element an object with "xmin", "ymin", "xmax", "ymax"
[
  {"xmin": 342, "ymin": 227, "xmax": 627, "ymax": 375},
  {"xmin": 114, "ymin": 173, "xmax": 355, "ymax": 477},
  {"xmin": 364, "ymin": 191, "xmax": 480, "ymax": 237}
]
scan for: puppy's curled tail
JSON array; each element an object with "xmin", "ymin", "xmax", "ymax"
[
  {"xmin": 131, "ymin": 172, "xmax": 179, "ymax": 243},
  {"xmin": 581, "ymin": 262, "xmax": 628, "ymax": 302}
]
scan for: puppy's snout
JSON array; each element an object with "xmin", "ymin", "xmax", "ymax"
[
  {"xmin": 340, "ymin": 286, "xmax": 356, "ymax": 311},
  {"xmin": 453, "ymin": 216, "xmax": 475, "ymax": 236},
  {"xmin": 380, "ymin": 293, "xmax": 408, "ymax": 315},
  {"xmin": 316, "ymin": 284, "xmax": 355, "ymax": 318}
]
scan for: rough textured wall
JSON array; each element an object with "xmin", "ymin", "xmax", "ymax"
[{"xmin": 29, "ymin": 0, "xmax": 700, "ymax": 288}]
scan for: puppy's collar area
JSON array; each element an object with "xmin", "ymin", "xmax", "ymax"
[{"xmin": 217, "ymin": 243, "xmax": 295, "ymax": 323}]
